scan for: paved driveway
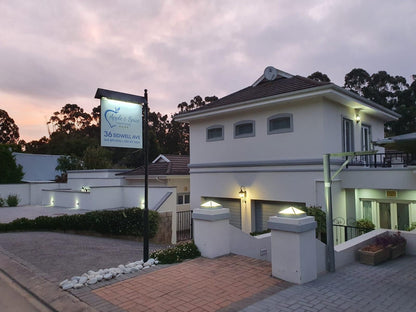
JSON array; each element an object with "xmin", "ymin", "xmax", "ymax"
[{"xmin": 0, "ymin": 232, "xmax": 163, "ymax": 283}]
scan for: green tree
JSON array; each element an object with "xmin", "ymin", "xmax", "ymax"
[
  {"xmin": 308, "ymin": 72, "xmax": 331, "ymax": 82},
  {"xmin": 48, "ymin": 104, "xmax": 92, "ymax": 134},
  {"xmin": 83, "ymin": 146, "xmax": 112, "ymax": 169},
  {"xmin": 0, "ymin": 145, "xmax": 24, "ymax": 183},
  {"xmin": 344, "ymin": 68, "xmax": 416, "ymax": 136},
  {"xmin": 0, "ymin": 109, "xmax": 20, "ymax": 144}
]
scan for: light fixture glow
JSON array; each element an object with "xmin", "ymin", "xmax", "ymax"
[
  {"xmin": 355, "ymin": 109, "xmax": 361, "ymax": 123},
  {"xmin": 201, "ymin": 201, "xmax": 222, "ymax": 208},
  {"xmin": 238, "ymin": 187, "xmax": 246, "ymax": 199},
  {"xmin": 278, "ymin": 206, "xmax": 306, "ymax": 218}
]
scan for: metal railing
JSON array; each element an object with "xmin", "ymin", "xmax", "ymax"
[
  {"xmin": 176, "ymin": 210, "xmax": 193, "ymax": 242},
  {"xmin": 346, "ymin": 152, "xmax": 415, "ymax": 168},
  {"xmin": 333, "ymin": 217, "xmax": 373, "ymax": 245}
]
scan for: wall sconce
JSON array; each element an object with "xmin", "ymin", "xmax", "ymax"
[
  {"xmin": 355, "ymin": 109, "xmax": 361, "ymax": 123},
  {"xmin": 238, "ymin": 187, "xmax": 247, "ymax": 199}
]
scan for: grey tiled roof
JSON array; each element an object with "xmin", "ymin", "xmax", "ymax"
[
  {"xmin": 121, "ymin": 154, "xmax": 189, "ymax": 176},
  {"xmin": 179, "ymin": 75, "xmax": 330, "ymax": 114}
]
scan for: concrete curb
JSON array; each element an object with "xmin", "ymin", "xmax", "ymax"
[{"xmin": 0, "ymin": 246, "xmax": 98, "ymax": 312}]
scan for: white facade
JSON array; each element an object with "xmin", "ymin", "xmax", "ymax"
[{"xmin": 176, "ymin": 67, "xmax": 416, "ymax": 236}]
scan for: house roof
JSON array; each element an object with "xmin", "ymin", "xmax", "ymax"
[
  {"xmin": 13, "ymin": 153, "xmax": 62, "ymax": 182},
  {"xmin": 374, "ymin": 132, "xmax": 416, "ymax": 146},
  {"xmin": 120, "ymin": 154, "xmax": 190, "ymax": 177},
  {"xmin": 174, "ymin": 67, "xmax": 400, "ymax": 122}
]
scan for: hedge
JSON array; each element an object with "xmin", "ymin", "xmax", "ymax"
[{"xmin": 0, "ymin": 208, "xmax": 159, "ymax": 238}]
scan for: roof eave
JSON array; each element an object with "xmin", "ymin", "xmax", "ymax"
[{"xmin": 174, "ymin": 84, "xmax": 400, "ymax": 122}]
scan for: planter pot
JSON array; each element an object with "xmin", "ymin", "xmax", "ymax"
[
  {"xmin": 390, "ymin": 242, "xmax": 406, "ymax": 259},
  {"xmin": 358, "ymin": 246, "xmax": 390, "ymax": 265}
]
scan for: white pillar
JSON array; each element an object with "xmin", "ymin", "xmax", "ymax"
[
  {"xmin": 268, "ymin": 215, "xmax": 317, "ymax": 284},
  {"xmin": 192, "ymin": 208, "xmax": 230, "ymax": 258}
]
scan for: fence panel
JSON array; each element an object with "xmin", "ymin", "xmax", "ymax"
[{"xmin": 176, "ymin": 210, "xmax": 193, "ymax": 242}]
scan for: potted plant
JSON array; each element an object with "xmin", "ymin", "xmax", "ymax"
[
  {"xmin": 358, "ymin": 231, "xmax": 406, "ymax": 265},
  {"xmin": 388, "ymin": 232, "xmax": 406, "ymax": 259}
]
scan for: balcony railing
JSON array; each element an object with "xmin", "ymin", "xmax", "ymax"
[{"xmin": 346, "ymin": 152, "xmax": 415, "ymax": 168}]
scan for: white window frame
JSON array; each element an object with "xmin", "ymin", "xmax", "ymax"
[
  {"xmin": 342, "ymin": 117, "xmax": 354, "ymax": 152},
  {"xmin": 361, "ymin": 124, "xmax": 372, "ymax": 151},
  {"xmin": 177, "ymin": 193, "xmax": 190, "ymax": 205},
  {"xmin": 267, "ymin": 113, "xmax": 293, "ymax": 135},
  {"xmin": 234, "ymin": 120, "xmax": 255, "ymax": 139}
]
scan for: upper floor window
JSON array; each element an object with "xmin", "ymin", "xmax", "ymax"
[
  {"xmin": 234, "ymin": 120, "xmax": 255, "ymax": 138},
  {"xmin": 343, "ymin": 117, "xmax": 354, "ymax": 152},
  {"xmin": 361, "ymin": 124, "xmax": 372, "ymax": 151},
  {"xmin": 206, "ymin": 125, "xmax": 224, "ymax": 142},
  {"xmin": 267, "ymin": 113, "xmax": 293, "ymax": 134}
]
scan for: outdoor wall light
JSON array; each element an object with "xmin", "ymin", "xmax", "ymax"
[
  {"xmin": 201, "ymin": 200, "xmax": 222, "ymax": 208},
  {"xmin": 238, "ymin": 187, "xmax": 247, "ymax": 199},
  {"xmin": 278, "ymin": 206, "xmax": 306, "ymax": 218},
  {"xmin": 355, "ymin": 109, "xmax": 361, "ymax": 123}
]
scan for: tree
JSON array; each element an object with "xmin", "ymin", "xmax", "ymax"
[
  {"xmin": 0, "ymin": 145, "xmax": 24, "ymax": 183},
  {"xmin": 308, "ymin": 72, "xmax": 331, "ymax": 82},
  {"xmin": 0, "ymin": 109, "xmax": 19, "ymax": 144},
  {"xmin": 344, "ymin": 68, "xmax": 371, "ymax": 96},
  {"xmin": 48, "ymin": 104, "xmax": 92, "ymax": 134},
  {"xmin": 83, "ymin": 146, "xmax": 112, "ymax": 169},
  {"xmin": 344, "ymin": 68, "xmax": 416, "ymax": 136}
]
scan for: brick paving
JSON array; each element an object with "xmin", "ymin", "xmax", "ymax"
[
  {"xmin": 241, "ymin": 255, "xmax": 416, "ymax": 312},
  {"xmin": 1, "ymin": 230, "xmax": 416, "ymax": 311},
  {"xmin": 93, "ymin": 254, "xmax": 291, "ymax": 312}
]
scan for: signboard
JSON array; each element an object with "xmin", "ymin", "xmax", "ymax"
[{"xmin": 100, "ymin": 98, "xmax": 142, "ymax": 148}]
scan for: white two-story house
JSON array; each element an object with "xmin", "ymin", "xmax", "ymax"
[{"xmin": 175, "ymin": 67, "xmax": 416, "ymax": 237}]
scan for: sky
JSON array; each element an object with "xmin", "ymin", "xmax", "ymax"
[{"xmin": 1, "ymin": 0, "xmax": 415, "ymax": 142}]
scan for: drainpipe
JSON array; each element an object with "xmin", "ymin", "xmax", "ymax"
[{"xmin": 323, "ymin": 154, "xmax": 335, "ymax": 272}]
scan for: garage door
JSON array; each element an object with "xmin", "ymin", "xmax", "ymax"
[
  {"xmin": 254, "ymin": 200, "xmax": 305, "ymax": 232},
  {"xmin": 201, "ymin": 197, "xmax": 241, "ymax": 229}
]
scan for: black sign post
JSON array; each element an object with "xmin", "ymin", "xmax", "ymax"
[{"xmin": 95, "ymin": 88, "xmax": 149, "ymax": 261}]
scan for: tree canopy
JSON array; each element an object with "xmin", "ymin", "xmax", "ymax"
[
  {"xmin": 0, "ymin": 145, "xmax": 24, "ymax": 183},
  {"xmin": 0, "ymin": 109, "xmax": 19, "ymax": 144}
]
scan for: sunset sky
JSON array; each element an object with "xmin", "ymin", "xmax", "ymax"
[{"xmin": 1, "ymin": 0, "xmax": 415, "ymax": 142}]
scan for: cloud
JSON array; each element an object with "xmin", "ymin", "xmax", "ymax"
[{"xmin": 0, "ymin": 0, "xmax": 415, "ymax": 141}]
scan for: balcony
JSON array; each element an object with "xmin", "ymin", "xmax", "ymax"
[{"xmin": 347, "ymin": 152, "xmax": 416, "ymax": 168}]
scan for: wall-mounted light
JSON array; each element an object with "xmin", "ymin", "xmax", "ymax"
[
  {"xmin": 355, "ymin": 109, "xmax": 361, "ymax": 124},
  {"xmin": 238, "ymin": 187, "xmax": 247, "ymax": 199}
]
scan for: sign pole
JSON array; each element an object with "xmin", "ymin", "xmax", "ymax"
[{"xmin": 143, "ymin": 89, "xmax": 149, "ymax": 262}]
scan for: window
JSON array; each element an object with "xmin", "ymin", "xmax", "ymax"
[
  {"xmin": 361, "ymin": 124, "xmax": 372, "ymax": 151},
  {"xmin": 342, "ymin": 118, "xmax": 354, "ymax": 152},
  {"xmin": 267, "ymin": 113, "xmax": 293, "ymax": 134},
  {"xmin": 234, "ymin": 120, "xmax": 255, "ymax": 138},
  {"xmin": 206, "ymin": 125, "xmax": 224, "ymax": 141},
  {"xmin": 177, "ymin": 193, "xmax": 190, "ymax": 205}
]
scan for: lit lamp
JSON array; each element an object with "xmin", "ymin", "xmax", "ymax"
[
  {"xmin": 201, "ymin": 201, "xmax": 222, "ymax": 209},
  {"xmin": 355, "ymin": 109, "xmax": 361, "ymax": 123},
  {"xmin": 238, "ymin": 187, "xmax": 246, "ymax": 199},
  {"xmin": 278, "ymin": 206, "xmax": 306, "ymax": 218}
]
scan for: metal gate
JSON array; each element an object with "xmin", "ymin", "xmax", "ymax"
[{"xmin": 176, "ymin": 210, "xmax": 193, "ymax": 242}]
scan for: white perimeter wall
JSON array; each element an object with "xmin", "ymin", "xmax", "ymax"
[
  {"xmin": 42, "ymin": 186, "xmax": 176, "ymax": 212},
  {"xmin": 0, "ymin": 183, "xmax": 66, "ymax": 206}
]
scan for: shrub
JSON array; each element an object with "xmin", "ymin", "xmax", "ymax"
[
  {"xmin": 6, "ymin": 194, "xmax": 19, "ymax": 207},
  {"xmin": 301, "ymin": 206, "xmax": 326, "ymax": 242},
  {"xmin": 0, "ymin": 197, "xmax": 4, "ymax": 207},
  {"xmin": 150, "ymin": 241, "xmax": 201, "ymax": 264},
  {"xmin": 356, "ymin": 219, "xmax": 375, "ymax": 235},
  {"xmin": 0, "ymin": 208, "xmax": 159, "ymax": 238}
]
